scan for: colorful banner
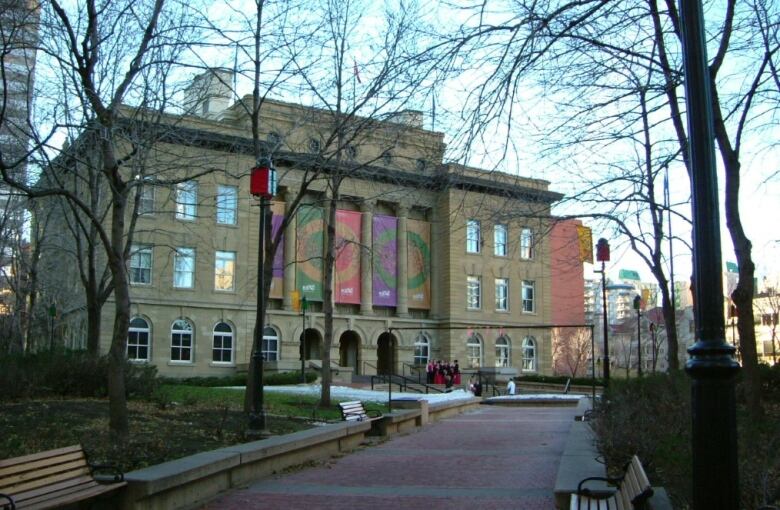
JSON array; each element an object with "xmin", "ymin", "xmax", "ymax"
[
  {"xmin": 269, "ymin": 201, "xmax": 285, "ymax": 299},
  {"xmin": 576, "ymin": 225, "xmax": 593, "ymax": 263},
  {"xmin": 372, "ymin": 215, "xmax": 398, "ymax": 306},
  {"xmin": 407, "ymin": 219, "xmax": 431, "ymax": 309},
  {"xmin": 296, "ymin": 205, "xmax": 323, "ymax": 301},
  {"xmin": 335, "ymin": 210, "xmax": 361, "ymax": 304}
]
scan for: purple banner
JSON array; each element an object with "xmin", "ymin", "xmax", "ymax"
[
  {"xmin": 372, "ymin": 215, "xmax": 398, "ymax": 306},
  {"xmin": 270, "ymin": 203, "xmax": 284, "ymax": 299}
]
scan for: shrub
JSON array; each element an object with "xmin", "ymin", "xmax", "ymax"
[
  {"xmin": 0, "ymin": 350, "xmax": 160, "ymax": 401},
  {"xmin": 158, "ymin": 371, "xmax": 316, "ymax": 388}
]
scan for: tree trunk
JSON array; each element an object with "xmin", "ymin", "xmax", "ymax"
[
  {"xmin": 713, "ymin": 88, "xmax": 762, "ymax": 419},
  {"xmin": 320, "ymin": 196, "xmax": 337, "ymax": 408},
  {"xmin": 86, "ymin": 296, "xmax": 102, "ymax": 356},
  {"xmin": 107, "ymin": 184, "xmax": 129, "ymax": 442}
]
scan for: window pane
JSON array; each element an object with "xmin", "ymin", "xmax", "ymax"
[
  {"xmin": 176, "ymin": 181, "xmax": 198, "ymax": 220},
  {"xmin": 127, "ymin": 318, "xmax": 151, "ymax": 361},
  {"xmin": 174, "ymin": 248, "xmax": 195, "ymax": 288},
  {"xmin": 494, "ymin": 224, "xmax": 507, "ymax": 256},
  {"xmin": 467, "ymin": 276, "xmax": 481, "ymax": 309},
  {"xmin": 495, "ymin": 278, "xmax": 508, "ymax": 311},
  {"xmin": 522, "ymin": 280, "xmax": 535, "ymax": 313},
  {"xmin": 130, "ymin": 246, "xmax": 152, "ymax": 284},
  {"xmin": 213, "ymin": 322, "xmax": 233, "ymax": 363},
  {"xmin": 522, "ymin": 337, "xmax": 536, "ymax": 371},
  {"xmin": 414, "ymin": 335, "xmax": 430, "ymax": 365},
  {"xmin": 467, "ymin": 220, "xmax": 480, "ymax": 253},
  {"xmin": 139, "ymin": 181, "xmax": 154, "ymax": 215},
  {"xmin": 215, "ymin": 251, "xmax": 235, "ymax": 291},
  {"xmin": 466, "ymin": 336, "xmax": 482, "ymax": 368},
  {"xmin": 520, "ymin": 228, "xmax": 534, "ymax": 259},
  {"xmin": 171, "ymin": 320, "xmax": 193, "ymax": 362},
  {"xmin": 216, "ymin": 185, "xmax": 237, "ymax": 225},
  {"xmin": 262, "ymin": 328, "xmax": 279, "ymax": 361}
]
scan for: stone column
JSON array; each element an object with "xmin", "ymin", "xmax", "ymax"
[
  {"xmin": 360, "ymin": 201, "xmax": 374, "ymax": 314},
  {"xmin": 396, "ymin": 204, "xmax": 409, "ymax": 317},
  {"xmin": 282, "ymin": 192, "xmax": 297, "ymax": 311}
]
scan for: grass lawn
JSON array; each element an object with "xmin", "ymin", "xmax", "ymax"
[{"xmin": 0, "ymin": 385, "xmax": 388, "ymax": 472}]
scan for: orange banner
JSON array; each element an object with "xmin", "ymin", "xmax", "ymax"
[{"xmin": 335, "ymin": 210, "xmax": 361, "ymax": 304}]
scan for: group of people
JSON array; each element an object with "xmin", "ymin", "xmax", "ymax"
[{"xmin": 426, "ymin": 359, "xmax": 461, "ymax": 388}]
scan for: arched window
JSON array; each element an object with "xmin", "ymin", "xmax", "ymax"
[
  {"xmin": 128, "ymin": 317, "xmax": 150, "ymax": 361},
  {"xmin": 212, "ymin": 322, "xmax": 233, "ymax": 363},
  {"xmin": 262, "ymin": 327, "xmax": 279, "ymax": 361},
  {"xmin": 413, "ymin": 334, "xmax": 430, "ymax": 366},
  {"xmin": 495, "ymin": 336, "xmax": 511, "ymax": 368},
  {"xmin": 466, "ymin": 334, "xmax": 483, "ymax": 368},
  {"xmin": 171, "ymin": 319, "xmax": 193, "ymax": 362},
  {"xmin": 522, "ymin": 336, "xmax": 537, "ymax": 372}
]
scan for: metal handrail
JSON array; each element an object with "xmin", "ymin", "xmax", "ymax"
[{"xmin": 401, "ymin": 362, "xmax": 425, "ymax": 383}]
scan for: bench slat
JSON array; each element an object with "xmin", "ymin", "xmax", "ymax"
[
  {"xmin": 571, "ymin": 456, "xmax": 653, "ymax": 510},
  {"xmin": 0, "ymin": 451, "xmax": 86, "ymax": 480},
  {"xmin": 23, "ymin": 481, "xmax": 126, "ymax": 510},
  {"xmin": 0, "ymin": 462, "xmax": 91, "ymax": 494},
  {"xmin": 0, "ymin": 446, "xmax": 83, "ymax": 469}
]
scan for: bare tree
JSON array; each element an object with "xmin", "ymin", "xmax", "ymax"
[
  {"xmin": 552, "ymin": 326, "xmax": 592, "ymax": 377},
  {"xmin": 0, "ymin": 0, "xmax": 205, "ymax": 441}
]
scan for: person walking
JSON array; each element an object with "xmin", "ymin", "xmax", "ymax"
[{"xmin": 506, "ymin": 378, "xmax": 516, "ymax": 395}]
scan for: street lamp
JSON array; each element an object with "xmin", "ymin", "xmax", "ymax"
[
  {"xmin": 248, "ymin": 159, "xmax": 277, "ymax": 432},
  {"xmin": 300, "ymin": 296, "xmax": 307, "ymax": 383},
  {"xmin": 595, "ymin": 237, "xmax": 610, "ymax": 385},
  {"xmin": 633, "ymin": 295, "xmax": 642, "ymax": 377}
]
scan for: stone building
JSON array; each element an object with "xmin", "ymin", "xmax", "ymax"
[{"xmin": 45, "ymin": 71, "xmax": 564, "ymax": 380}]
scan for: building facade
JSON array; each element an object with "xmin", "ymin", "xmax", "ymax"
[{"xmin": 46, "ymin": 72, "xmax": 564, "ymax": 380}]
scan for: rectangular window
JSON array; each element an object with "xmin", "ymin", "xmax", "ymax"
[
  {"xmin": 520, "ymin": 228, "xmax": 534, "ymax": 259},
  {"xmin": 262, "ymin": 331, "xmax": 279, "ymax": 361},
  {"xmin": 129, "ymin": 245, "xmax": 152, "ymax": 285},
  {"xmin": 494, "ymin": 224, "xmax": 507, "ymax": 256},
  {"xmin": 138, "ymin": 180, "xmax": 154, "ymax": 215},
  {"xmin": 466, "ymin": 219, "xmax": 481, "ymax": 253},
  {"xmin": 522, "ymin": 280, "xmax": 535, "ymax": 313},
  {"xmin": 173, "ymin": 248, "xmax": 195, "ymax": 288},
  {"xmin": 214, "ymin": 251, "xmax": 236, "ymax": 291},
  {"xmin": 495, "ymin": 278, "xmax": 509, "ymax": 311},
  {"xmin": 216, "ymin": 185, "xmax": 237, "ymax": 225},
  {"xmin": 467, "ymin": 276, "xmax": 481, "ymax": 310},
  {"xmin": 213, "ymin": 333, "xmax": 233, "ymax": 363},
  {"xmin": 175, "ymin": 181, "xmax": 198, "ymax": 220}
]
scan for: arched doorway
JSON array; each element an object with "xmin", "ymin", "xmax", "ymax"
[
  {"xmin": 339, "ymin": 331, "xmax": 361, "ymax": 373},
  {"xmin": 302, "ymin": 328, "xmax": 321, "ymax": 360},
  {"xmin": 377, "ymin": 332, "xmax": 397, "ymax": 375}
]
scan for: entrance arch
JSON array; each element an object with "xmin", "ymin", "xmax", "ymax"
[
  {"xmin": 302, "ymin": 328, "xmax": 321, "ymax": 360},
  {"xmin": 339, "ymin": 331, "xmax": 361, "ymax": 374},
  {"xmin": 377, "ymin": 332, "xmax": 397, "ymax": 375}
]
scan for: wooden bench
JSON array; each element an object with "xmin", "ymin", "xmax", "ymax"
[
  {"xmin": 338, "ymin": 401, "xmax": 382, "ymax": 422},
  {"xmin": 0, "ymin": 445, "xmax": 125, "ymax": 509},
  {"xmin": 570, "ymin": 455, "xmax": 653, "ymax": 510}
]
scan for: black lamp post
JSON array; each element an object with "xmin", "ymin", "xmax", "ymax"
[
  {"xmin": 679, "ymin": 0, "xmax": 740, "ymax": 506},
  {"xmin": 634, "ymin": 295, "xmax": 642, "ymax": 377},
  {"xmin": 300, "ymin": 296, "xmax": 307, "ymax": 384},
  {"xmin": 595, "ymin": 237, "xmax": 610, "ymax": 385},
  {"xmin": 248, "ymin": 159, "xmax": 277, "ymax": 432}
]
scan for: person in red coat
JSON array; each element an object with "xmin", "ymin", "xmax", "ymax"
[{"xmin": 453, "ymin": 360, "xmax": 461, "ymax": 385}]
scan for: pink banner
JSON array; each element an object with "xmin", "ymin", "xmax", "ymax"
[{"xmin": 335, "ymin": 210, "xmax": 361, "ymax": 304}]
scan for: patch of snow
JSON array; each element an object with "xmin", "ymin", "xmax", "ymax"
[
  {"xmin": 223, "ymin": 384, "xmax": 474, "ymax": 403},
  {"xmin": 487, "ymin": 393, "xmax": 582, "ymax": 401}
]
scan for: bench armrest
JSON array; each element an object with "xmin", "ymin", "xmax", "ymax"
[
  {"xmin": 90, "ymin": 463, "xmax": 125, "ymax": 483},
  {"xmin": 366, "ymin": 409, "xmax": 382, "ymax": 418},
  {"xmin": 0, "ymin": 492, "xmax": 16, "ymax": 510},
  {"xmin": 576, "ymin": 476, "xmax": 621, "ymax": 496}
]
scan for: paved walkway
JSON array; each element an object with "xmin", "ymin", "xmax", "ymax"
[{"xmin": 201, "ymin": 405, "xmax": 578, "ymax": 510}]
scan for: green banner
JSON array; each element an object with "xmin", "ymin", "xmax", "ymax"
[{"xmin": 296, "ymin": 205, "xmax": 323, "ymax": 301}]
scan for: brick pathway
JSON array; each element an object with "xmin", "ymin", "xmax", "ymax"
[{"xmin": 201, "ymin": 405, "xmax": 577, "ymax": 510}]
